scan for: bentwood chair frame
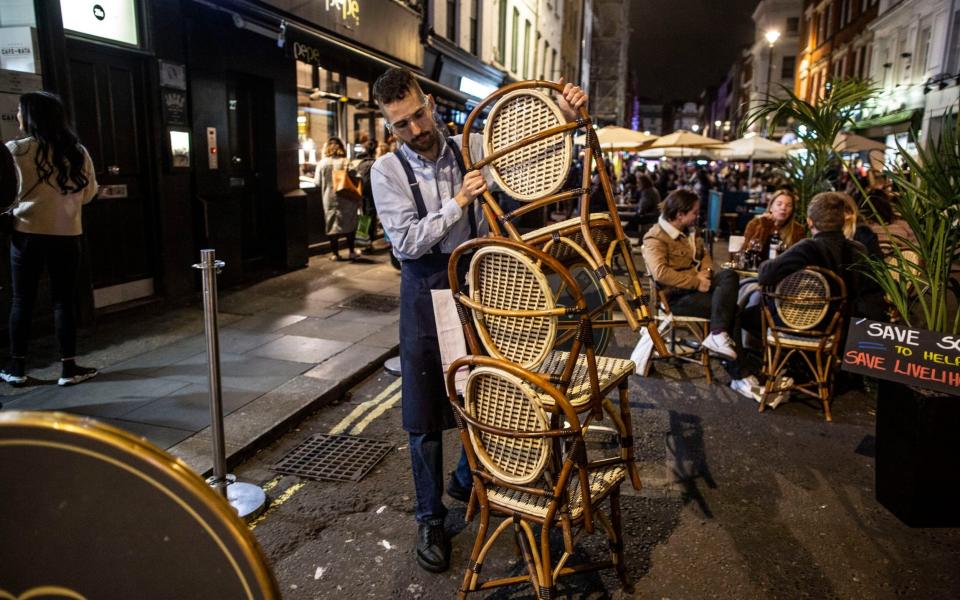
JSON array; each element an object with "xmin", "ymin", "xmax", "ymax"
[
  {"xmin": 759, "ymin": 267, "xmax": 847, "ymax": 421},
  {"xmin": 448, "ymin": 237, "xmax": 642, "ymax": 489},
  {"xmin": 446, "ymin": 355, "xmax": 633, "ymax": 599},
  {"xmin": 645, "ymin": 273, "xmax": 713, "ymax": 383},
  {"xmin": 460, "ymin": 81, "xmax": 665, "ymax": 352}
]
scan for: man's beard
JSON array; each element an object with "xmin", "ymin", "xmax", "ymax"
[{"xmin": 407, "ymin": 127, "xmax": 440, "ymax": 154}]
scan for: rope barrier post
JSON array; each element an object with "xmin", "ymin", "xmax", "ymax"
[{"xmin": 192, "ymin": 249, "xmax": 267, "ymax": 521}]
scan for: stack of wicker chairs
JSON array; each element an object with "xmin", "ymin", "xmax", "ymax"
[
  {"xmin": 446, "ymin": 236, "xmax": 639, "ymax": 597},
  {"xmin": 460, "ymin": 81, "xmax": 668, "ymax": 357}
]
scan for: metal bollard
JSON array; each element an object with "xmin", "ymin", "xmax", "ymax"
[{"xmin": 193, "ymin": 249, "xmax": 267, "ymax": 520}]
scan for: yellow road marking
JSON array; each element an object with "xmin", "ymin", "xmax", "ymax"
[
  {"xmin": 248, "ymin": 482, "xmax": 306, "ymax": 530},
  {"xmin": 261, "ymin": 476, "xmax": 282, "ymax": 492},
  {"xmin": 349, "ymin": 390, "xmax": 402, "ymax": 435},
  {"xmin": 329, "ymin": 378, "xmax": 402, "ymax": 435}
]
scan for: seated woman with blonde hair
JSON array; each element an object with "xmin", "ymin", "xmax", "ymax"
[{"xmin": 741, "ymin": 188, "xmax": 805, "ymax": 256}]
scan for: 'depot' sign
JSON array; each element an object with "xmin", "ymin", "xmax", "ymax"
[{"xmin": 841, "ymin": 318, "xmax": 960, "ymax": 395}]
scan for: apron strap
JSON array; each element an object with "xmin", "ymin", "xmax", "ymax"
[{"xmin": 394, "ymin": 148, "xmax": 441, "ymax": 256}]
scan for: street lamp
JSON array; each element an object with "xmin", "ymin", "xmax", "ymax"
[{"xmin": 763, "ymin": 29, "xmax": 780, "ymax": 136}]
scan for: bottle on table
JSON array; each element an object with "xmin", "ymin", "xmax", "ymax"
[{"xmin": 768, "ymin": 230, "xmax": 784, "ymax": 261}]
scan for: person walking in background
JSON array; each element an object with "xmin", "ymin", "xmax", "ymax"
[
  {"xmin": 314, "ymin": 137, "xmax": 360, "ymax": 261},
  {"xmin": 352, "ymin": 139, "xmax": 378, "ymax": 254},
  {"xmin": 0, "ymin": 91, "xmax": 98, "ymax": 387}
]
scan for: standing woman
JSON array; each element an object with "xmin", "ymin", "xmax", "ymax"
[
  {"xmin": 0, "ymin": 91, "xmax": 98, "ymax": 387},
  {"xmin": 314, "ymin": 137, "xmax": 359, "ymax": 261}
]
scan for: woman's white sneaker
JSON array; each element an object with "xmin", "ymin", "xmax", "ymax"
[{"xmin": 58, "ymin": 366, "xmax": 99, "ymax": 387}]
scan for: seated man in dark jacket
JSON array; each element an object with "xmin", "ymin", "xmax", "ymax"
[{"xmin": 744, "ymin": 191, "xmax": 870, "ymax": 335}]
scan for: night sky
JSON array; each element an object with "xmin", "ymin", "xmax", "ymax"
[{"xmin": 629, "ymin": 0, "xmax": 759, "ymax": 102}]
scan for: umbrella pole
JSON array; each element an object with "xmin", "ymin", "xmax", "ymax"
[{"xmin": 748, "ymin": 157, "xmax": 754, "ymax": 195}]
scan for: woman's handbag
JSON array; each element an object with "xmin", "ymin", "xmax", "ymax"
[{"xmin": 332, "ymin": 168, "xmax": 362, "ymax": 203}]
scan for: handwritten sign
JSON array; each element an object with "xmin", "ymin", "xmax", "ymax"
[{"xmin": 841, "ymin": 318, "xmax": 960, "ymax": 395}]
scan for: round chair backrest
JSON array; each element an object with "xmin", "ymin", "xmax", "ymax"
[
  {"xmin": 470, "ymin": 246, "xmax": 558, "ymax": 370},
  {"xmin": 0, "ymin": 411, "xmax": 279, "ymax": 600},
  {"xmin": 774, "ymin": 269, "xmax": 830, "ymax": 330},
  {"xmin": 483, "ymin": 89, "xmax": 574, "ymax": 201},
  {"xmin": 464, "ymin": 366, "xmax": 550, "ymax": 486}
]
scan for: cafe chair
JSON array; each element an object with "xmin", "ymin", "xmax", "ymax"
[
  {"xmin": 879, "ymin": 241, "xmax": 923, "ymax": 322},
  {"xmin": 460, "ymin": 81, "xmax": 650, "ymax": 333},
  {"xmin": 448, "ymin": 237, "xmax": 642, "ymax": 488},
  {"xmin": 759, "ymin": 267, "xmax": 847, "ymax": 421},
  {"xmin": 445, "ymin": 356, "xmax": 633, "ymax": 599},
  {"xmin": 643, "ymin": 273, "xmax": 713, "ymax": 382}
]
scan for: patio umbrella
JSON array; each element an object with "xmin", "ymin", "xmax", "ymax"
[
  {"xmin": 716, "ymin": 135, "xmax": 789, "ymax": 161},
  {"xmin": 573, "ymin": 125, "xmax": 658, "ymax": 150},
  {"xmin": 833, "ymin": 131, "xmax": 886, "ymax": 153},
  {"xmin": 640, "ymin": 129, "xmax": 726, "ymax": 159},
  {"xmin": 715, "ymin": 134, "xmax": 789, "ymax": 187}
]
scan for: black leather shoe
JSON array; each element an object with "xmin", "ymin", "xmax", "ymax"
[
  {"xmin": 415, "ymin": 523, "xmax": 450, "ymax": 573},
  {"xmin": 446, "ymin": 475, "xmax": 472, "ymax": 503}
]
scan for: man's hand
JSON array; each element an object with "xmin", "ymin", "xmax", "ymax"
[
  {"xmin": 556, "ymin": 77, "xmax": 587, "ymax": 122},
  {"xmin": 455, "ymin": 169, "xmax": 487, "ymax": 208},
  {"xmin": 696, "ymin": 270, "xmax": 712, "ymax": 293}
]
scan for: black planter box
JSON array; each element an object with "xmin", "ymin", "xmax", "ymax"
[{"xmin": 876, "ymin": 380, "xmax": 960, "ymax": 527}]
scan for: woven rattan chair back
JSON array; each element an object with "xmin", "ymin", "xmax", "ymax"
[
  {"xmin": 483, "ymin": 89, "xmax": 573, "ymax": 201},
  {"xmin": 469, "ymin": 246, "xmax": 558, "ymax": 370},
  {"xmin": 463, "ymin": 366, "xmax": 551, "ymax": 486},
  {"xmin": 774, "ymin": 269, "xmax": 830, "ymax": 330}
]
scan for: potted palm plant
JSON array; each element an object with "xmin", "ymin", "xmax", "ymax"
[{"xmin": 858, "ymin": 120, "xmax": 960, "ymax": 527}]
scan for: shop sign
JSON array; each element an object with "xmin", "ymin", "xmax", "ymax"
[
  {"xmin": 265, "ymin": 0, "xmax": 421, "ymax": 67},
  {"xmin": 0, "ymin": 27, "xmax": 40, "ymax": 74},
  {"xmin": 161, "ymin": 89, "xmax": 187, "ymax": 126},
  {"xmin": 841, "ymin": 318, "xmax": 960, "ymax": 395},
  {"xmin": 0, "ymin": 69, "xmax": 42, "ymax": 95},
  {"xmin": 60, "ymin": 0, "xmax": 139, "ymax": 46},
  {"xmin": 99, "ymin": 184, "xmax": 128, "ymax": 199}
]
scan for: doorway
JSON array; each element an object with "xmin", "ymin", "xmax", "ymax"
[{"xmin": 66, "ymin": 40, "xmax": 157, "ymax": 308}]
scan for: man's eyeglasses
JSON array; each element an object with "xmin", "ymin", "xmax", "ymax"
[{"xmin": 387, "ymin": 102, "xmax": 431, "ymax": 132}]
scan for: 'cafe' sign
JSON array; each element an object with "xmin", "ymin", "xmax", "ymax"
[{"xmin": 324, "ymin": 0, "xmax": 360, "ymax": 27}]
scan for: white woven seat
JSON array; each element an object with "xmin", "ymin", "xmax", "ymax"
[
  {"xmin": 536, "ymin": 350, "xmax": 634, "ymax": 410},
  {"xmin": 766, "ymin": 332, "xmax": 837, "ymax": 349},
  {"xmin": 487, "ymin": 465, "xmax": 626, "ymax": 519}
]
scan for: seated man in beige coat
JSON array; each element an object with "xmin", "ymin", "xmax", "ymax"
[{"xmin": 642, "ymin": 189, "xmax": 759, "ymax": 399}]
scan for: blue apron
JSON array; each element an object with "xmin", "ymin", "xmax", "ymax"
[{"xmin": 394, "ymin": 139, "xmax": 476, "ymax": 433}]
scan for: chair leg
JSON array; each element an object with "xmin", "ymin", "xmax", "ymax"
[
  {"xmin": 460, "ymin": 506, "xmax": 491, "ymax": 596},
  {"xmin": 615, "ymin": 382, "xmax": 642, "ymax": 490},
  {"xmin": 609, "ymin": 488, "xmax": 634, "ymax": 594},
  {"xmin": 700, "ymin": 323, "xmax": 712, "ymax": 384}
]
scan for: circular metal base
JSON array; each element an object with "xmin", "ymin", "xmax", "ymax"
[
  {"xmin": 208, "ymin": 474, "xmax": 268, "ymax": 521},
  {"xmin": 384, "ymin": 356, "xmax": 402, "ymax": 376}
]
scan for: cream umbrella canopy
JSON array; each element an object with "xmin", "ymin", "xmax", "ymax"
[
  {"xmin": 832, "ymin": 131, "xmax": 886, "ymax": 153},
  {"xmin": 715, "ymin": 135, "xmax": 789, "ymax": 161},
  {"xmin": 573, "ymin": 125, "xmax": 658, "ymax": 150},
  {"xmin": 639, "ymin": 129, "xmax": 726, "ymax": 158}
]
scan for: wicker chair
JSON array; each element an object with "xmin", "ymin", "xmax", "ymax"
[
  {"xmin": 644, "ymin": 274, "xmax": 713, "ymax": 382},
  {"xmin": 460, "ymin": 81, "xmax": 650, "ymax": 333},
  {"xmin": 449, "ymin": 237, "xmax": 642, "ymax": 488},
  {"xmin": 446, "ymin": 356, "xmax": 633, "ymax": 598},
  {"xmin": 759, "ymin": 267, "xmax": 847, "ymax": 421}
]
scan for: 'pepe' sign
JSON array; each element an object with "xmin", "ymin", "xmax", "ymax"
[{"xmin": 841, "ymin": 318, "xmax": 960, "ymax": 395}]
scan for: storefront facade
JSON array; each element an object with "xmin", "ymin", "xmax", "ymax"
[{"xmin": 0, "ymin": 0, "xmax": 475, "ymax": 320}]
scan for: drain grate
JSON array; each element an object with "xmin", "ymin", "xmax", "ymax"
[
  {"xmin": 339, "ymin": 293, "xmax": 401, "ymax": 313},
  {"xmin": 272, "ymin": 434, "xmax": 393, "ymax": 482}
]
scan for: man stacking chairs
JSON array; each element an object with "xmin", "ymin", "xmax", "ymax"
[
  {"xmin": 445, "ymin": 356, "xmax": 633, "ymax": 598},
  {"xmin": 759, "ymin": 267, "xmax": 847, "ymax": 421},
  {"xmin": 460, "ymin": 81, "xmax": 665, "ymax": 354}
]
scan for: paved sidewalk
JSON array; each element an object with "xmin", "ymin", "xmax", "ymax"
[{"xmin": 0, "ymin": 252, "xmax": 402, "ymax": 476}]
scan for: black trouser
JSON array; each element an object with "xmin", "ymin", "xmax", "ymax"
[
  {"xmin": 329, "ymin": 232, "xmax": 355, "ymax": 255},
  {"xmin": 669, "ymin": 269, "xmax": 747, "ymax": 378},
  {"xmin": 9, "ymin": 231, "xmax": 82, "ymax": 359},
  {"xmin": 668, "ymin": 268, "xmax": 739, "ymax": 333}
]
